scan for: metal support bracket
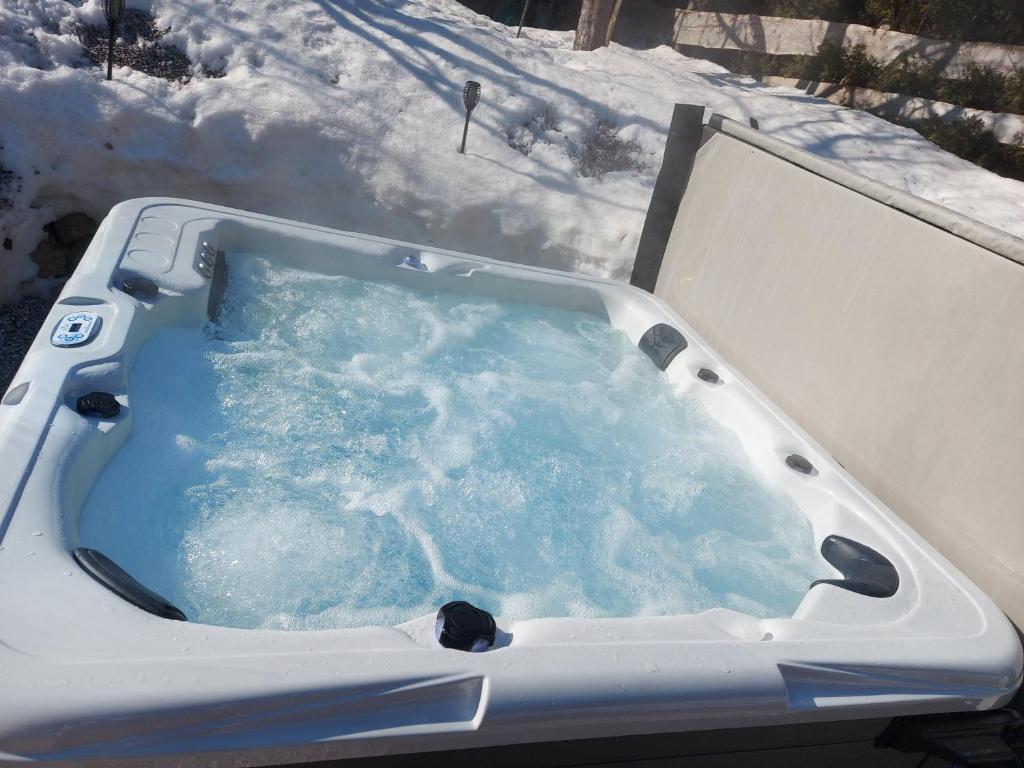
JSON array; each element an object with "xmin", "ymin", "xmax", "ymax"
[{"xmin": 878, "ymin": 709, "xmax": 1023, "ymax": 767}]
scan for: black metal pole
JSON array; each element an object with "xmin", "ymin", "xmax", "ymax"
[
  {"xmin": 103, "ymin": 0, "xmax": 124, "ymax": 82},
  {"xmin": 459, "ymin": 112, "xmax": 471, "ymax": 154},
  {"xmin": 107, "ymin": 26, "xmax": 115, "ymax": 81},
  {"xmin": 516, "ymin": 0, "xmax": 532, "ymax": 38}
]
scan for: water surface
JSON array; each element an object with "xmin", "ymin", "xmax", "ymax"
[{"xmin": 79, "ymin": 254, "xmax": 824, "ymax": 629}]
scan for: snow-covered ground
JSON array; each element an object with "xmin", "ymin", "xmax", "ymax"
[{"xmin": 1, "ymin": 0, "xmax": 1023, "ymax": 301}]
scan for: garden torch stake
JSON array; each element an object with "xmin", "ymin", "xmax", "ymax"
[
  {"xmin": 104, "ymin": 0, "xmax": 125, "ymax": 81},
  {"xmin": 459, "ymin": 81, "xmax": 481, "ymax": 154},
  {"xmin": 516, "ymin": 0, "xmax": 532, "ymax": 38}
]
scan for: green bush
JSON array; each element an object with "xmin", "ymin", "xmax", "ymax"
[
  {"xmin": 815, "ymin": 40, "xmax": 847, "ymax": 81},
  {"xmin": 688, "ymin": 0, "xmax": 764, "ymax": 13},
  {"xmin": 920, "ymin": 115, "xmax": 995, "ymax": 159},
  {"xmin": 778, "ymin": 40, "xmax": 876, "ymax": 83},
  {"xmin": 767, "ymin": 40, "xmax": 1024, "ymax": 116},
  {"xmin": 1008, "ymin": 130, "xmax": 1024, "ymax": 168},
  {"xmin": 691, "ymin": 0, "xmax": 1024, "ymax": 46},
  {"xmin": 836, "ymin": 42, "xmax": 879, "ymax": 85},
  {"xmin": 937, "ymin": 64, "xmax": 1006, "ymax": 111},
  {"xmin": 777, "ymin": 53, "xmax": 819, "ymax": 79},
  {"xmin": 915, "ymin": 115, "xmax": 1024, "ymax": 181},
  {"xmin": 1000, "ymin": 70, "xmax": 1024, "ymax": 114},
  {"xmin": 873, "ymin": 55, "xmax": 940, "ymax": 96},
  {"xmin": 763, "ymin": 0, "xmax": 849, "ymax": 18},
  {"xmin": 848, "ymin": 0, "xmax": 1022, "ymax": 45}
]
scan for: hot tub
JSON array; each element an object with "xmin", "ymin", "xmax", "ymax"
[{"xmin": 0, "ymin": 198, "xmax": 1019, "ymax": 766}]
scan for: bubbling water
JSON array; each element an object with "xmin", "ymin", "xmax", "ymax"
[{"xmin": 78, "ymin": 254, "xmax": 825, "ymax": 629}]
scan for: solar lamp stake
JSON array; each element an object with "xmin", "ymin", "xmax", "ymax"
[
  {"xmin": 460, "ymin": 80, "xmax": 481, "ymax": 154},
  {"xmin": 104, "ymin": 0, "xmax": 125, "ymax": 81},
  {"xmin": 517, "ymin": 0, "xmax": 532, "ymax": 38}
]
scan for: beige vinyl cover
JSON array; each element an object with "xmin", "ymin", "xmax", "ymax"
[{"xmin": 654, "ymin": 121, "xmax": 1024, "ymax": 626}]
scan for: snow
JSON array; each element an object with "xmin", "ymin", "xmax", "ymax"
[{"xmin": 1, "ymin": 0, "xmax": 1023, "ymax": 301}]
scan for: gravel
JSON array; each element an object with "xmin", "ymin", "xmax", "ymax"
[
  {"xmin": 0, "ymin": 287, "xmax": 60, "ymax": 394},
  {"xmin": 79, "ymin": 9, "xmax": 192, "ymax": 83}
]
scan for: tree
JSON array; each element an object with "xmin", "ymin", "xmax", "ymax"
[{"xmin": 574, "ymin": 0, "xmax": 617, "ymax": 51}]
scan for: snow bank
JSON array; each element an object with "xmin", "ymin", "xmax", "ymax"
[{"xmin": 1, "ymin": 0, "xmax": 1022, "ymax": 300}]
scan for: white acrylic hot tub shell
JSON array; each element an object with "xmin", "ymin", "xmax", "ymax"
[{"xmin": 0, "ymin": 198, "xmax": 1019, "ymax": 767}]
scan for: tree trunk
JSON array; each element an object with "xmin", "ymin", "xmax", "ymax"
[{"xmin": 574, "ymin": 0, "xmax": 616, "ymax": 51}]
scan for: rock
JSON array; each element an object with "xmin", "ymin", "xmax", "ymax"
[
  {"xmin": 48, "ymin": 213, "xmax": 97, "ymax": 247},
  {"xmin": 66, "ymin": 237, "xmax": 91, "ymax": 274},
  {"xmin": 31, "ymin": 239, "xmax": 69, "ymax": 278}
]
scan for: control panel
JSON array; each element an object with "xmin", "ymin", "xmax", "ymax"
[{"xmin": 50, "ymin": 312, "xmax": 101, "ymax": 348}]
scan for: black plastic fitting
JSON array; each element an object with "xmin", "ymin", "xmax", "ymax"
[
  {"xmin": 73, "ymin": 547, "xmax": 187, "ymax": 621},
  {"xmin": 119, "ymin": 276, "xmax": 159, "ymax": 300},
  {"xmin": 811, "ymin": 535, "xmax": 900, "ymax": 598},
  {"xmin": 638, "ymin": 324, "xmax": 687, "ymax": 371},
  {"xmin": 785, "ymin": 453, "xmax": 814, "ymax": 474},
  {"xmin": 76, "ymin": 392, "xmax": 120, "ymax": 419},
  {"xmin": 437, "ymin": 601, "xmax": 496, "ymax": 652}
]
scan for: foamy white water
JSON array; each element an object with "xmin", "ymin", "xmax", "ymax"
[{"xmin": 79, "ymin": 255, "xmax": 825, "ymax": 629}]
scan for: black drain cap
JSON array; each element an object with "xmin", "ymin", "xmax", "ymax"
[
  {"xmin": 437, "ymin": 601, "xmax": 496, "ymax": 652},
  {"xmin": 76, "ymin": 392, "xmax": 120, "ymax": 419}
]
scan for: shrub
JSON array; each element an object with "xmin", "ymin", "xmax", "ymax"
[
  {"xmin": 860, "ymin": 0, "xmax": 1024, "ymax": 44},
  {"xmin": 777, "ymin": 53, "xmax": 819, "ymax": 79},
  {"xmin": 690, "ymin": 0, "xmax": 1024, "ymax": 47},
  {"xmin": 873, "ymin": 55, "xmax": 940, "ymax": 96},
  {"xmin": 1000, "ymin": 70, "xmax": 1024, "ymax": 115},
  {"xmin": 1008, "ymin": 130, "xmax": 1024, "ymax": 168},
  {"xmin": 937, "ymin": 64, "xmax": 1006, "ymax": 112},
  {"xmin": 764, "ymin": 0, "xmax": 848, "ymax": 18},
  {"xmin": 768, "ymin": 42, "xmax": 1024, "ymax": 117},
  {"xmin": 915, "ymin": 115, "xmax": 1024, "ymax": 181},
  {"xmin": 919, "ymin": 115, "xmax": 995, "ymax": 159},
  {"xmin": 836, "ymin": 42, "xmax": 879, "ymax": 85},
  {"xmin": 782, "ymin": 41, "xmax": 880, "ymax": 86}
]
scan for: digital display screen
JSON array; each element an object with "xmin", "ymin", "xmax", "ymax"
[{"xmin": 69, "ymin": 322, "xmax": 83, "ymax": 333}]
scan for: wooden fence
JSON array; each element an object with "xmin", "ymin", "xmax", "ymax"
[
  {"xmin": 674, "ymin": 10, "xmax": 1024, "ymax": 77},
  {"xmin": 673, "ymin": 10, "xmax": 1024, "ymax": 145},
  {"xmin": 763, "ymin": 76, "xmax": 1024, "ymax": 144}
]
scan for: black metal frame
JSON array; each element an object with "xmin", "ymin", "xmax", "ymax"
[
  {"xmin": 629, "ymin": 103, "xmax": 705, "ymax": 293},
  {"xmin": 273, "ymin": 717, "xmax": 936, "ymax": 767}
]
